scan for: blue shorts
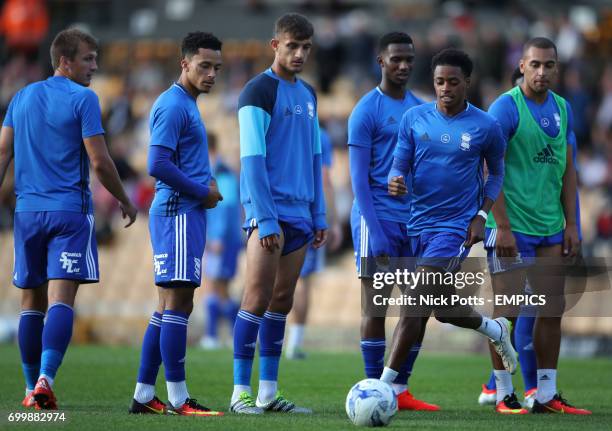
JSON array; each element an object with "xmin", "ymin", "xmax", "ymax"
[
  {"xmin": 300, "ymin": 245, "xmax": 325, "ymax": 277},
  {"xmin": 150, "ymin": 208, "xmax": 206, "ymax": 288},
  {"xmin": 410, "ymin": 231, "xmax": 470, "ymax": 272},
  {"xmin": 245, "ymin": 218, "xmax": 314, "ymax": 256},
  {"xmin": 13, "ymin": 211, "xmax": 99, "ymax": 288},
  {"xmin": 204, "ymin": 242, "xmax": 241, "ymax": 280},
  {"xmin": 350, "ymin": 210, "xmax": 412, "ymax": 278},
  {"xmin": 484, "ymin": 228, "xmax": 564, "ymax": 274}
]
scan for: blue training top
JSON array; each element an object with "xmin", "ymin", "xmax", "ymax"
[
  {"xmin": 348, "ymin": 87, "xmax": 424, "ymax": 223},
  {"xmin": 3, "ymin": 76, "xmax": 104, "ymax": 213},
  {"xmin": 206, "ymin": 157, "xmax": 242, "ymax": 246},
  {"xmin": 238, "ymin": 68, "xmax": 326, "ymax": 239},
  {"xmin": 148, "ymin": 83, "xmax": 212, "ymax": 216},
  {"xmin": 392, "ymin": 102, "xmax": 506, "ymax": 235}
]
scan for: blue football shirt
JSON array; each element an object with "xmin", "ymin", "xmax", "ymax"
[
  {"xmin": 348, "ymin": 87, "xmax": 424, "ymax": 223},
  {"xmin": 394, "ymin": 102, "xmax": 506, "ymax": 235},
  {"xmin": 321, "ymin": 128, "xmax": 333, "ymax": 168},
  {"xmin": 149, "ymin": 83, "xmax": 211, "ymax": 216},
  {"xmin": 3, "ymin": 76, "xmax": 104, "ymax": 213},
  {"xmin": 238, "ymin": 68, "xmax": 326, "ymax": 238}
]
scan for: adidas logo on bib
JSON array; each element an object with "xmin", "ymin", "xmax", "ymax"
[{"xmin": 533, "ymin": 144, "xmax": 559, "ymax": 164}]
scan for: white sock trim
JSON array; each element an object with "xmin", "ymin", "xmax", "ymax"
[
  {"xmin": 536, "ymin": 369, "xmax": 557, "ymax": 403},
  {"xmin": 167, "ymin": 381, "xmax": 189, "ymax": 408},
  {"xmin": 257, "ymin": 380, "xmax": 278, "ymax": 404},
  {"xmin": 380, "ymin": 367, "xmax": 399, "ymax": 384},
  {"xmin": 494, "ymin": 370, "xmax": 513, "ymax": 404},
  {"xmin": 134, "ymin": 382, "xmax": 155, "ymax": 404}
]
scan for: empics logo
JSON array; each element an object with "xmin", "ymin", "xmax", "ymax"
[
  {"xmin": 533, "ymin": 144, "xmax": 559, "ymax": 164},
  {"xmin": 60, "ymin": 252, "xmax": 81, "ymax": 274}
]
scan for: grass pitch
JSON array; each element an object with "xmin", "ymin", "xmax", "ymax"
[{"xmin": 0, "ymin": 344, "xmax": 610, "ymax": 430}]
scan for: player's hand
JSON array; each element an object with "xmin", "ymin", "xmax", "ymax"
[
  {"xmin": 120, "ymin": 201, "xmax": 137, "ymax": 228},
  {"xmin": 388, "ymin": 175, "xmax": 407, "ymax": 196},
  {"xmin": 465, "ymin": 215, "xmax": 485, "ymax": 247},
  {"xmin": 312, "ymin": 229, "xmax": 328, "ymax": 249},
  {"xmin": 203, "ymin": 184, "xmax": 223, "ymax": 209},
  {"xmin": 563, "ymin": 224, "xmax": 580, "ymax": 257},
  {"xmin": 495, "ymin": 226, "xmax": 518, "ymax": 257},
  {"xmin": 260, "ymin": 234, "xmax": 280, "ymax": 253},
  {"xmin": 327, "ymin": 222, "xmax": 343, "ymax": 252}
]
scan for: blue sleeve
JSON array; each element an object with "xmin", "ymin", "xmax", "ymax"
[
  {"xmin": 149, "ymin": 103, "xmax": 185, "ymax": 151},
  {"xmin": 565, "ymin": 101, "xmax": 582, "ymax": 239},
  {"xmin": 147, "ymin": 145, "xmax": 209, "ymax": 199},
  {"xmin": 349, "ymin": 146, "xmax": 391, "ymax": 256},
  {"xmin": 565, "ymin": 100, "xmax": 576, "ymax": 147},
  {"xmin": 488, "ymin": 94, "xmax": 518, "ymax": 142},
  {"xmin": 483, "ymin": 120, "xmax": 506, "ymax": 201},
  {"xmin": 238, "ymin": 79, "xmax": 280, "ymax": 238},
  {"xmin": 389, "ymin": 112, "xmax": 414, "ymax": 179},
  {"xmin": 320, "ymin": 128, "xmax": 333, "ymax": 167},
  {"xmin": 75, "ymin": 89, "xmax": 104, "ymax": 138},
  {"xmin": 311, "ymin": 118, "xmax": 327, "ymax": 230},
  {"xmin": 3, "ymin": 93, "xmax": 17, "ymax": 127},
  {"xmin": 347, "ymin": 102, "xmax": 374, "ymax": 148}
]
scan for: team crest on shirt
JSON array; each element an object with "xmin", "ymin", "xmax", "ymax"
[
  {"xmin": 307, "ymin": 102, "xmax": 315, "ymax": 119},
  {"xmin": 460, "ymin": 133, "xmax": 471, "ymax": 151},
  {"xmin": 441, "ymin": 133, "xmax": 451, "ymax": 143},
  {"xmin": 294, "ymin": 104, "xmax": 303, "ymax": 115},
  {"xmin": 540, "ymin": 117, "xmax": 550, "ymax": 127}
]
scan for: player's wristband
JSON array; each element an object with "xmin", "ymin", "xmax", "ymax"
[{"xmin": 476, "ymin": 210, "xmax": 488, "ymax": 220}]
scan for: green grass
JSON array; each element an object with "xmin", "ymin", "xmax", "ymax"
[{"xmin": 0, "ymin": 344, "xmax": 610, "ymax": 430}]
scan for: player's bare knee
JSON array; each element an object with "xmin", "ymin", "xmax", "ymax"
[
  {"xmin": 21, "ymin": 287, "xmax": 48, "ymax": 312},
  {"xmin": 241, "ymin": 291, "xmax": 271, "ymax": 316},
  {"xmin": 269, "ymin": 287, "xmax": 295, "ymax": 314}
]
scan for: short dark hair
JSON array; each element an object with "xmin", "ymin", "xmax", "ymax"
[
  {"xmin": 181, "ymin": 32, "xmax": 222, "ymax": 58},
  {"xmin": 274, "ymin": 13, "xmax": 313, "ymax": 40},
  {"xmin": 431, "ymin": 48, "xmax": 473, "ymax": 77},
  {"xmin": 50, "ymin": 28, "xmax": 98, "ymax": 70},
  {"xmin": 378, "ymin": 32, "xmax": 413, "ymax": 53},
  {"xmin": 523, "ymin": 37, "xmax": 557, "ymax": 57}
]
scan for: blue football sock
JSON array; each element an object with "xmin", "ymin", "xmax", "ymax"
[
  {"xmin": 259, "ymin": 311, "xmax": 287, "ymax": 382},
  {"xmin": 486, "ymin": 370, "xmax": 496, "ymax": 390},
  {"xmin": 40, "ymin": 303, "xmax": 74, "ymax": 381},
  {"xmin": 160, "ymin": 310, "xmax": 188, "ymax": 382},
  {"xmin": 360, "ymin": 338, "xmax": 386, "ymax": 379},
  {"xmin": 233, "ymin": 310, "xmax": 262, "ymax": 386},
  {"xmin": 205, "ymin": 294, "xmax": 221, "ymax": 338},
  {"xmin": 396, "ymin": 343, "xmax": 421, "ymax": 387},
  {"xmin": 516, "ymin": 312, "xmax": 537, "ymax": 391},
  {"xmin": 18, "ymin": 310, "xmax": 45, "ymax": 390},
  {"xmin": 223, "ymin": 299, "xmax": 240, "ymax": 334},
  {"xmin": 136, "ymin": 312, "xmax": 162, "ymax": 385}
]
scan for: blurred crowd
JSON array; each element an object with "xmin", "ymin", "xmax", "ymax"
[{"xmin": 0, "ymin": 1, "xmax": 610, "ymax": 257}]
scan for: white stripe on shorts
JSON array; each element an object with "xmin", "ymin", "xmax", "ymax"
[{"xmin": 86, "ymin": 214, "xmax": 97, "ymax": 279}]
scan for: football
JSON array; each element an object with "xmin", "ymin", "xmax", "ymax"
[{"xmin": 345, "ymin": 379, "xmax": 397, "ymax": 427}]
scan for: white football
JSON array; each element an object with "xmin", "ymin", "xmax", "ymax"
[{"xmin": 345, "ymin": 378, "xmax": 397, "ymax": 427}]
